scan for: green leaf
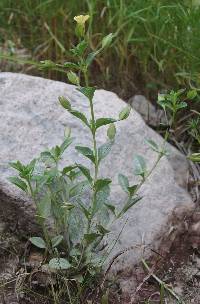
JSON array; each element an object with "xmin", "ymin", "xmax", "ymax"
[
  {"xmin": 60, "ymin": 137, "xmax": 73, "ymax": 154},
  {"xmin": 95, "ymin": 185, "xmax": 111, "ymax": 214},
  {"xmin": 40, "ymin": 60, "xmax": 56, "ymax": 69},
  {"xmin": 187, "ymin": 153, "xmax": 200, "ymax": 163},
  {"xmin": 133, "ymin": 155, "xmax": 147, "ymax": 177},
  {"xmin": 9, "ymin": 160, "xmax": 24, "ymax": 172},
  {"xmin": 37, "ymin": 194, "xmax": 51, "ymax": 219},
  {"xmin": 75, "ymin": 40, "xmax": 88, "ymax": 55},
  {"xmin": 101, "ymin": 33, "xmax": 114, "ymax": 48},
  {"xmin": 67, "ymin": 71, "xmax": 80, "ymax": 85},
  {"xmin": 64, "ymin": 126, "xmax": 71, "ymax": 138},
  {"xmin": 117, "ymin": 196, "xmax": 142, "ymax": 218},
  {"xmin": 78, "ymin": 201, "xmax": 91, "ymax": 219},
  {"xmin": 9, "ymin": 177, "xmax": 27, "ymax": 192},
  {"xmin": 40, "ymin": 151, "xmax": 55, "ymax": 163},
  {"xmin": 157, "ymin": 97, "xmax": 168, "ymax": 110},
  {"xmin": 70, "ymin": 109, "xmax": 89, "ymax": 127},
  {"xmin": 97, "ymin": 224, "xmax": 110, "ymax": 235},
  {"xmin": 95, "ymin": 178, "xmax": 112, "ymax": 192},
  {"xmin": 145, "ymin": 139, "xmax": 159, "ymax": 152},
  {"xmin": 84, "ymin": 233, "xmax": 100, "ymax": 244},
  {"xmin": 49, "ymin": 258, "xmax": 71, "ymax": 270},
  {"xmin": 63, "ymin": 62, "xmax": 79, "ymax": 69},
  {"xmin": 62, "ymin": 165, "xmax": 76, "ymax": 175},
  {"xmin": 127, "ymin": 185, "xmax": 138, "ymax": 197},
  {"xmin": 107, "ymin": 123, "xmax": 116, "ymax": 140},
  {"xmin": 104, "ymin": 203, "xmax": 116, "ymax": 216},
  {"xmin": 118, "ymin": 174, "xmax": 129, "ymax": 193},
  {"xmin": 86, "ymin": 50, "xmax": 100, "ymax": 66},
  {"xmin": 177, "ymin": 101, "xmax": 187, "ymax": 110},
  {"xmin": 29, "ymin": 237, "xmax": 46, "ymax": 249},
  {"xmin": 70, "ymin": 40, "xmax": 88, "ymax": 56},
  {"xmin": 76, "ymin": 164, "xmax": 92, "ymax": 183},
  {"xmin": 75, "ymin": 146, "xmax": 95, "ymax": 163},
  {"xmin": 119, "ymin": 106, "xmax": 131, "ymax": 120},
  {"xmin": 59, "ymin": 96, "xmax": 71, "ymax": 110},
  {"xmin": 77, "ymin": 87, "xmax": 96, "ymax": 100},
  {"xmin": 95, "ymin": 118, "xmax": 116, "ymax": 129},
  {"xmin": 72, "ymin": 274, "xmax": 84, "ymax": 283},
  {"xmin": 62, "ymin": 202, "xmax": 75, "ymax": 211},
  {"xmin": 26, "ymin": 159, "xmax": 36, "ymax": 174},
  {"xmin": 54, "ymin": 145, "xmax": 61, "ymax": 158},
  {"xmin": 51, "ymin": 235, "xmax": 63, "ymax": 248},
  {"xmin": 70, "ymin": 180, "xmax": 89, "ymax": 197},
  {"xmin": 98, "ymin": 142, "xmax": 113, "ymax": 162},
  {"xmin": 187, "ymin": 90, "xmax": 197, "ymax": 99}
]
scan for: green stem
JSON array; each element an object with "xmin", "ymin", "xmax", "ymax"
[
  {"xmin": 27, "ymin": 177, "xmax": 51, "ymax": 254},
  {"xmin": 142, "ymin": 259, "xmax": 182, "ymax": 303},
  {"xmin": 137, "ymin": 131, "xmax": 169, "ymax": 193}
]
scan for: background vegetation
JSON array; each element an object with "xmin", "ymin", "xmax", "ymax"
[{"xmin": 1, "ymin": 0, "xmax": 200, "ymax": 98}]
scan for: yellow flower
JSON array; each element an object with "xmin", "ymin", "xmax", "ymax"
[{"xmin": 74, "ymin": 15, "xmax": 90, "ymax": 25}]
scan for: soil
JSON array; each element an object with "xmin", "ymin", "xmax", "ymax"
[{"xmin": 0, "ymin": 204, "xmax": 200, "ymax": 304}]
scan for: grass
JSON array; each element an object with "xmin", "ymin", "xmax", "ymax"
[{"xmin": 1, "ymin": 0, "xmax": 200, "ymax": 98}]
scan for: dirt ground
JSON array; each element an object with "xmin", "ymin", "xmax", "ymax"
[{"xmin": 0, "ymin": 203, "xmax": 199, "ymax": 304}]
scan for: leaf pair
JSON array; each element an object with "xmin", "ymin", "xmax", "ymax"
[{"xmin": 30, "ymin": 235, "xmax": 63, "ymax": 249}]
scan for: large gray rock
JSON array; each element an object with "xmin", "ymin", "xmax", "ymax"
[{"xmin": 0, "ymin": 73, "xmax": 193, "ymax": 270}]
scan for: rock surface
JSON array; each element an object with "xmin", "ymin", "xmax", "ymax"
[
  {"xmin": 130, "ymin": 94, "xmax": 165, "ymax": 127},
  {"xmin": 0, "ymin": 73, "xmax": 193, "ymax": 270}
]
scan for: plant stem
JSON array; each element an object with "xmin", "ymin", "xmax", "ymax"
[
  {"xmin": 137, "ymin": 131, "xmax": 169, "ymax": 193},
  {"xmin": 142, "ymin": 259, "xmax": 182, "ymax": 303}
]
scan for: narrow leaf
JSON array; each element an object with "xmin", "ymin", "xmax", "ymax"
[
  {"xmin": 86, "ymin": 50, "xmax": 100, "ymax": 66},
  {"xmin": 77, "ymin": 87, "xmax": 96, "ymax": 100},
  {"xmin": 59, "ymin": 96, "xmax": 71, "ymax": 110},
  {"xmin": 95, "ymin": 118, "xmax": 116, "ymax": 129},
  {"xmin": 101, "ymin": 33, "xmax": 114, "ymax": 48},
  {"xmin": 145, "ymin": 139, "xmax": 159, "ymax": 152},
  {"xmin": 84, "ymin": 233, "xmax": 100, "ymax": 244},
  {"xmin": 95, "ymin": 178, "xmax": 112, "ymax": 192},
  {"xmin": 75, "ymin": 146, "xmax": 95, "ymax": 163},
  {"xmin": 51, "ymin": 235, "xmax": 63, "ymax": 248},
  {"xmin": 63, "ymin": 62, "xmax": 79, "ymax": 69},
  {"xmin": 104, "ymin": 203, "xmax": 116, "ymax": 216},
  {"xmin": 97, "ymin": 224, "xmax": 110, "ymax": 235},
  {"xmin": 98, "ymin": 142, "xmax": 113, "ymax": 162},
  {"xmin": 118, "ymin": 174, "xmax": 129, "ymax": 193},
  {"xmin": 67, "ymin": 71, "xmax": 80, "ymax": 86},
  {"xmin": 60, "ymin": 137, "xmax": 73, "ymax": 154},
  {"xmin": 9, "ymin": 177, "xmax": 27, "ymax": 192},
  {"xmin": 70, "ymin": 180, "xmax": 89, "ymax": 197},
  {"xmin": 78, "ymin": 201, "xmax": 91, "ymax": 219},
  {"xmin": 62, "ymin": 165, "xmax": 76, "ymax": 175},
  {"xmin": 119, "ymin": 106, "xmax": 131, "ymax": 120},
  {"xmin": 127, "ymin": 185, "xmax": 138, "ymax": 197},
  {"xmin": 133, "ymin": 155, "xmax": 147, "ymax": 177},
  {"xmin": 76, "ymin": 164, "xmax": 92, "ymax": 183},
  {"xmin": 117, "ymin": 196, "xmax": 142, "ymax": 218},
  {"xmin": 107, "ymin": 123, "xmax": 116, "ymax": 140},
  {"xmin": 9, "ymin": 160, "xmax": 24, "ymax": 172},
  {"xmin": 70, "ymin": 110, "xmax": 89, "ymax": 127}
]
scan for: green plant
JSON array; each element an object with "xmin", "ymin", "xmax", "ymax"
[
  {"xmin": 9, "ymin": 15, "xmax": 167, "ymax": 303},
  {"xmin": 157, "ymin": 89, "xmax": 200, "ymax": 167},
  {"xmin": 1, "ymin": 1, "xmax": 200, "ymax": 97}
]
